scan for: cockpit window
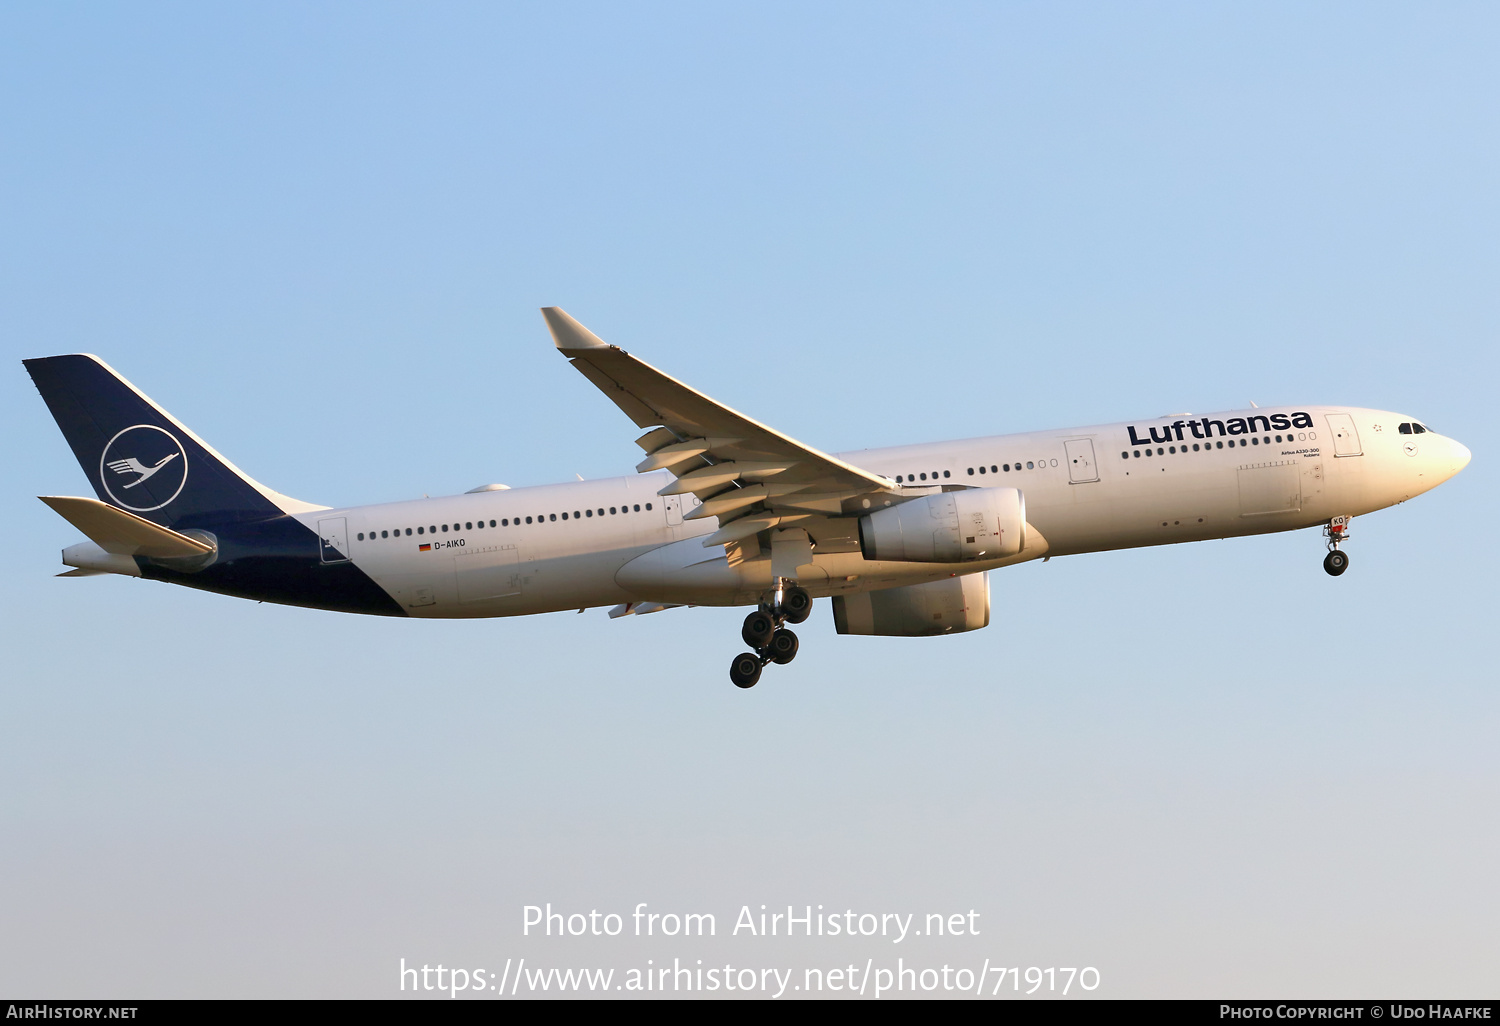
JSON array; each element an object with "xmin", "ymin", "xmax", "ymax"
[
  {"xmin": 1413, "ymin": 423, "xmax": 1427, "ymax": 434},
  {"xmin": 1399, "ymin": 423, "xmax": 1412, "ymax": 434}
]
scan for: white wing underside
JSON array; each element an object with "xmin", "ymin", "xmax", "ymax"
[{"xmin": 541, "ymin": 307, "xmax": 901, "ymax": 568}]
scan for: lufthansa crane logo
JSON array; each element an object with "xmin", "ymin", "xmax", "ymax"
[{"xmin": 99, "ymin": 424, "xmax": 189, "ymax": 512}]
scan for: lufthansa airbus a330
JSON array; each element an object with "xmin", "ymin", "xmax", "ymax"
[{"xmin": 26, "ymin": 308, "xmax": 1471, "ymax": 688}]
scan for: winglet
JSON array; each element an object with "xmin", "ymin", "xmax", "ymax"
[{"xmin": 541, "ymin": 307, "xmax": 610, "ymax": 352}]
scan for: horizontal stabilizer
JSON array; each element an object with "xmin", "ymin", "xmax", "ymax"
[{"xmin": 39, "ymin": 496, "xmax": 214, "ymax": 558}]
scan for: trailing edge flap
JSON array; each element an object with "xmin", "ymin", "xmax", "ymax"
[
  {"xmin": 39, "ymin": 496, "xmax": 215, "ymax": 558},
  {"xmin": 540, "ymin": 307, "xmax": 892, "ymax": 501}
]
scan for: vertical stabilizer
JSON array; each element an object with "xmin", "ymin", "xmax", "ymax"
[{"xmin": 23, "ymin": 354, "xmax": 323, "ymax": 527}]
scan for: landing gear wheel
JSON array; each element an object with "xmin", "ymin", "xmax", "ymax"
[
  {"xmin": 767, "ymin": 628, "xmax": 799, "ymax": 665},
  {"xmin": 781, "ymin": 586, "xmax": 813, "ymax": 624},
  {"xmin": 1323, "ymin": 550, "xmax": 1349, "ymax": 576},
  {"xmin": 729, "ymin": 652, "xmax": 763, "ymax": 689},
  {"xmin": 741, "ymin": 610, "xmax": 775, "ymax": 648}
]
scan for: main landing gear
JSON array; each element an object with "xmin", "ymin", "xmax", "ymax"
[
  {"xmin": 1323, "ymin": 515, "xmax": 1352, "ymax": 577},
  {"xmin": 729, "ymin": 580, "xmax": 812, "ymax": 688}
]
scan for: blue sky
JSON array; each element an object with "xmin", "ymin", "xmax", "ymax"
[{"xmin": 2, "ymin": 2, "xmax": 1496, "ymax": 998}]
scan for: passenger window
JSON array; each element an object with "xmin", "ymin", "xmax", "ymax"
[
  {"xmin": 549, "ymin": 514, "xmax": 556, "ymax": 521},
  {"xmin": 574, "ymin": 511, "xmax": 581, "ymax": 519},
  {"xmin": 466, "ymin": 522, "xmax": 472, "ymax": 530},
  {"xmin": 1169, "ymin": 446, "xmax": 1176, "ymax": 454},
  {"xmin": 1026, "ymin": 461, "xmax": 1034, "ymax": 469},
  {"xmin": 405, "ymin": 528, "xmax": 412, "ymax": 536},
  {"xmin": 586, "ymin": 509, "xmax": 593, "ymax": 517},
  {"xmin": 418, "ymin": 526, "xmax": 425, "ymax": 535},
  {"xmin": 633, "ymin": 504, "xmax": 640, "ymax": 512},
  {"xmin": 1133, "ymin": 451, "xmax": 1140, "ymax": 458},
  {"xmin": 943, "ymin": 470, "xmax": 950, "ymax": 478},
  {"xmin": 562, "ymin": 512, "xmax": 569, "ymax": 520},
  {"xmin": 646, "ymin": 503, "xmax": 653, "ymax": 511},
  {"xmin": 357, "ymin": 533, "xmax": 364, "ymax": 541},
  {"xmin": 610, "ymin": 507, "xmax": 617, "ymax": 514},
  {"xmin": 598, "ymin": 509, "xmax": 604, "ymax": 516},
  {"xmin": 967, "ymin": 468, "xmax": 974, "ymax": 476},
  {"xmin": 919, "ymin": 473, "xmax": 927, "ymax": 480},
  {"xmin": 525, "ymin": 516, "xmax": 532, "ymax": 524}
]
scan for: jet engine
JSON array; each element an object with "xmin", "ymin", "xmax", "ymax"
[
  {"xmin": 832, "ymin": 573, "xmax": 990, "ymax": 637},
  {"xmin": 858, "ymin": 487, "xmax": 1025, "ymax": 563}
]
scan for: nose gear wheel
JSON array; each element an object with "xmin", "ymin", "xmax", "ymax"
[{"xmin": 1322, "ymin": 515, "xmax": 1352, "ymax": 577}]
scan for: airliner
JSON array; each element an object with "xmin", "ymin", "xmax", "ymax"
[{"xmin": 25, "ymin": 308, "xmax": 1471, "ymax": 688}]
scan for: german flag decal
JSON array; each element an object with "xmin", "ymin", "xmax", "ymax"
[{"xmin": 419, "ymin": 543, "xmax": 431, "ymax": 552}]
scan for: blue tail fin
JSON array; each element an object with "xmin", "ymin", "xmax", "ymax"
[{"xmin": 24, "ymin": 354, "xmax": 315, "ymax": 528}]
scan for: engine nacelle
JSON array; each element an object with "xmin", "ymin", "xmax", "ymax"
[
  {"xmin": 832, "ymin": 573, "xmax": 990, "ymax": 636},
  {"xmin": 858, "ymin": 487, "xmax": 1025, "ymax": 563}
]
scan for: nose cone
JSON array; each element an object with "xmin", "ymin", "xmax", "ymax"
[{"xmin": 1451, "ymin": 438, "xmax": 1472, "ymax": 475}]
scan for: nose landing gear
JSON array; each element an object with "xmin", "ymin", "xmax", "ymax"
[
  {"xmin": 729, "ymin": 580, "xmax": 811, "ymax": 688},
  {"xmin": 1323, "ymin": 515, "xmax": 1352, "ymax": 576}
]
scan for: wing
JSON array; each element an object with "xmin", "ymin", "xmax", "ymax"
[{"xmin": 542, "ymin": 307, "xmax": 898, "ymax": 568}]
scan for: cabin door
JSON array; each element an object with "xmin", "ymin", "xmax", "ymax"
[
  {"xmin": 1326, "ymin": 414, "xmax": 1363, "ymax": 457},
  {"xmin": 1064, "ymin": 438, "xmax": 1099, "ymax": 483},
  {"xmin": 317, "ymin": 517, "xmax": 350, "ymax": 564}
]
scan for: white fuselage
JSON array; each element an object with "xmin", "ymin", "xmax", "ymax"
[{"xmin": 294, "ymin": 405, "xmax": 1470, "ymax": 618}]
